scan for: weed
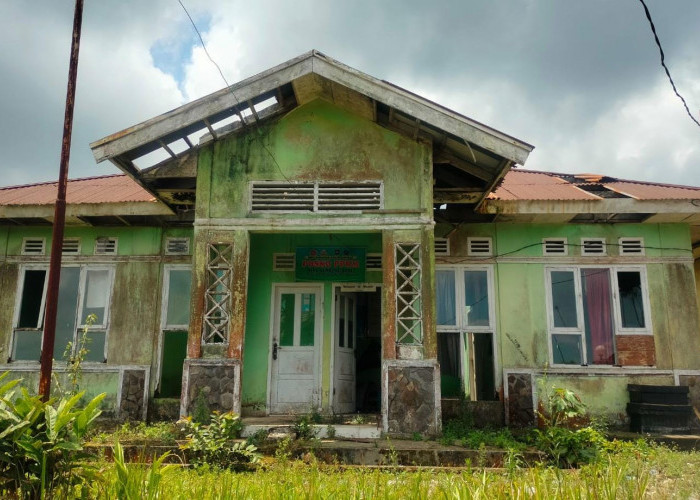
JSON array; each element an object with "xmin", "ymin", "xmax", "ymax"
[
  {"xmin": 245, "ymin": 428, "xmax": 270, "ymax": 447},
  {"xmin": 325, "ymin": 424, "xmax": 336, "ymax": 439},
  {"xmin": 275, "ymin": 436, "xmax": 294, "ymax": 463},
  {"xmin": 292, "ymin": 414, "xmax": 318, "ymax": 440},
  {"xmin": 192, "ymin": 389, "xmax": 210, "ymax": 424},
  {"xmin": 349, "ymin": 414, "xmax": 367, "ymax": 425},
  {"xmin": 411, "ymin": 432, "xmax": 423, "ymax": 441}
]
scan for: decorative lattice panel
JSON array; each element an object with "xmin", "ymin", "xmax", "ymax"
[
  {"xmin": 203, "ymin": 243, "xmax": 233, "ymax": 344},
  {"xmin": 395, "ymin": 243, "xmax": 423, "ymax": 344}
]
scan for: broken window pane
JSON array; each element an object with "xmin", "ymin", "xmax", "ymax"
[
  {"xmin": 438, "ymin": 331, "xmax": 461, "ymax": 398},
  {"xmin": 166, "ymin": 269, "xmax": 192, "ymax": 327},
  {"xmin": 82, "ymin": 269, "xmax": 110, "ymax": 325},
  {"xmin": 18, "ymin": 270, "xmax": 46, "ymax": 328},
  {"xmin": 551, "ymin": 271, "xmax": 578, "ymax": 328},
  {"xmin": 617, "ymin": 271, "xmax": 645, "ymax": 328},
  {"xmin": 552, "ymin": 334, "xmax": 582, "ymax": 364}
]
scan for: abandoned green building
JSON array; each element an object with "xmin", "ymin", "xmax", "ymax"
[{"xmin": 1, "ymin": 51, "xmax": 699, "ymax": 434}]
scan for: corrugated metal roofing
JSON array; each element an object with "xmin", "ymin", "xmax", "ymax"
[
  {"xmin": 489, "ymin": 170, "xmax": 700, "ymax": 201},
  {"xmin": 0, "ymin": 174, "xmax": 155, "ymax": 206},
  {"xmin": 490, "ymin": 170, "xmax": 600, "ymax": 201}
]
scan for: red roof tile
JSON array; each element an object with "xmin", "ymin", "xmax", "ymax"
[
  {"xmin": 603, "ymin": 181, "xmax": 700, "ymax": 200},
  {"xmin": 0, "ymin": 174, "xmax": 155, "ymax": 206},
  {"xmin": 489, "ymin": 170, "xmax": 600, "ymax": 201}
]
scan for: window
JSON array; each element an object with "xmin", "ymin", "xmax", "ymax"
[
  {"xmin": 159, "ymin": 266, "xmax": 192, "ymax": 398},
  {"xmin": 94, "ymin": 237, "xmax": 118, "ymax": 255},
  {"xmin": 543, "ymin": 238, "xmax": 567, "ymax": 256},
  {"xmin": 165, "ymin": 237, "xmax": 190, "ymax": 255},
  {"xmin": 467, "ymin": 237, "xmax": 492, "ymax": 257},
  {"xmin": 581, "ymin": 238, "xmax": 606, "ymax": 256},
  {"xmin": 434, "ymin": 238, "xmax": 450, "ymax": 256},
  {"xmin": 395, "ymin": 243, "xmax": 422, "ymax": 344},
  {"xmin": 546, "ymin": 266, "xmax": 651, "ymax": 366},
  {"xmin": 436, "ymin": 266, "xmax": 496, "ymax": 401},
  {"xmin": 250, "ymin": 181, "xmax": 383, "ymax": 213},
  {"xmin": 12, "ymin": 265, "xmax": 114, "ymax": 362}
]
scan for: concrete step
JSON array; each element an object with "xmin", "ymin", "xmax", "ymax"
[{"xmin": 242, "ymin": 423, "xmax": 381, "ymax": 440}]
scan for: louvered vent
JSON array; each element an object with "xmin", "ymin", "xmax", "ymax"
[
  {"xmin": 543, "ymin": 238, "xmax": 567, "ymax": 256},
  {"xmin": 95, "ymin": 237, "xmax": 118, "ymax": 255},
  {"xmin": 581, "ymin": 238, "xmax": 606, "ymax": 256},
  {"xmin": 22, "ymin": 238, "xmax": 45, "ymax": 256},
  {"xmin": 366, "ymin": 253, "xmax": 382, "ymax": 270},
  {"xmin": 273, "ymin": 253, "xmax": 295, "ymax": 271},
  {"xmin": 434, "ymin": 238, "xmax": 450, "ymax": 256},
  {"xmin": 468, "ymin": 237, "xmax": 492, "ymax": 257},
  {"xmin": 165, "ymin": 237, "xmax": 190, "ymax": 255},
  {"xmin": 250, "ymin": 181, "xmax": 382, "ymax": 213},
  {"xmin": 619, "ymin": 238, "xmax": 644, "ymax": 256},
  {"xmin": 62, "ymin": 238, "xmax": 80, "ymax": 255}
]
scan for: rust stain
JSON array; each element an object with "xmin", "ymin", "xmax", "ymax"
[
  {"xmin": 382, "ymin": 231, "xmax": 397, "ymax": 360},
  {"xmin": 227, "ymin": 238, "xmax": 249, "ymax": 360}
]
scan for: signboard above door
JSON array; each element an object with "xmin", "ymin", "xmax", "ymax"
[{"xmin": 296, "ymin": 247, "xmax": 366, "ymax": 282}]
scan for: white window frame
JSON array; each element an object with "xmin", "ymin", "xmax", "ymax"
[
  {"xmin": 436, "ymin": 265, "xmax": 497, "ymax": 400},
  {"xmin": 545, "ymin": 265, "xmax": 652, "ymax": 367},
  {"xmin": 11, "ymin": 263, "xmax": 115, "ymax": 363}
]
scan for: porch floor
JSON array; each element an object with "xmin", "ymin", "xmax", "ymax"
[{"xmin": 242, "ymin": 414, "xmax": 381, "ymax": 440}]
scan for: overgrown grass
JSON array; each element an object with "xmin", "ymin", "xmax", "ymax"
[
  {"xmin": 29, "ymin": 448, "xmax": 700, "ymax": 499},
  {"xmin": 89, "ymin": 421, "xmax": 183, "ymax": 445}
]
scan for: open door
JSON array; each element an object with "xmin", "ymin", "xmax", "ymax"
[
  {"xmin": 269, "ymin": 284, "xmax": 323, "ymax": 414},
  {"xmin": 333, "ymin": 292, "xmax": 356, "ymax": 414}
]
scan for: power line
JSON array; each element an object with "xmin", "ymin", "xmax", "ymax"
[{"xmin": 637, "ymin": 0, "xmax": 700, "ymax": 129}]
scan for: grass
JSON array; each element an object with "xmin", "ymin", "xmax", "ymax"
[{"xmin": 88, "ymin": 421, "xmax": 183, "ymax": 445}]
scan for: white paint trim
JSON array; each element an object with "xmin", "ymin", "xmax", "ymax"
[
  {"xmin": 435, "ymin": 256, "xmax": 693, "ymax": 265},
  {"xmin": 194, "ymin": 216, "xmax": 433, "ymax": 230}
]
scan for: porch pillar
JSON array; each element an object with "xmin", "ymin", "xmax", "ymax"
[{"xmin": 381, "ymin": 228, "xmax": 441, "ymax": 436}]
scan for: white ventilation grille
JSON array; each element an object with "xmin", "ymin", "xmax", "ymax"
[
  {"xmin": 581, "ymin": 238, "xmax": 606, "ymax": 256},
  {"xmin": 250, "ymin": 181, "xmax": 382, "ymax": 213},
  {"xmin": 366, "ymin": 253, "xmax": 382, "ymax": 270},
  {"xmin": 21, "ymin": 238, "xmax": 45, "ymax": 256},
  {"xmin": 62, "ymin": 238, "xmax": 80, "ymax": 255},
  {"xmin": 619, "ymin": 238, "xmax": 644, "ymax": 256},
  {"xmin": 94, "ymin": 237, "xmax": 118, "ymax": 255},
  {"xmin": 273, "ymin": 253, "xmax": 295, "ymax": 271},
  {"xmin": 467, "ymin": 237, "xmax": 492, "ymax": 257},
  {"xmin": 434, "ymin": 238, "xmax": 450, "ymax": 256},
  {"xmin": 543, "ymin": 238, "xmax": 567, "ymax": 256},
  {"xmin": 165, "ymin": 237, "xmax": 190, "ymax": 255}
]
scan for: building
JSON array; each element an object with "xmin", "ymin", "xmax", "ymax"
[{"xmin": 1, "ymin": 51, "xmax": 699, "ymax": 434}]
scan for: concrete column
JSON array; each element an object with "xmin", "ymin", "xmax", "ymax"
[
  {"xmin": 227, "ymin": 230, "xmax": 249, "ymax": 360},
  {"xmin": 381, "ymin": 229, "xmax": 397, "ymax": 360},
  {"xmin": 186, "ymin": 228, "xmax": 208, "ymax": 359}
]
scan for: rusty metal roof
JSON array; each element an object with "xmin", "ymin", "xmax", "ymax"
[
  {"xmin": 489, "ymin": 170, "xmax": 700, "ymax": 201},
  {"xmin": 0, "ymin": 174, "xmax": 156, "ymax": 206}
]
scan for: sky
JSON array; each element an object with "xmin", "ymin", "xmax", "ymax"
[{"xmin": 1, "ymin": 0, "xmax": 699, "ymax": 188}]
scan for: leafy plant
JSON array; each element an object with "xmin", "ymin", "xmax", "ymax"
[
  {"xmin": 110, "ymin": 441, "xmax": 175, "ymax": 499},
  {"xmin": 192, "ymin": 389, "xmax": 210, "ymax": 424},
  {"xmin": 540, "ymin": 387, "xmax": 587, "ymax": 428},
  {"xmin": 325, "ymin": 424, "xmax": 336, "ymax": 439},
  {"xmin": 0, "ymin": 372, "xmax": 105, "ymax": 496},
  {"xmin": 292, "ymin": 414, "xmax": 318, "ymax": 440},
  {"xmin": 179, "ymin": 411, "xmax": 259, "ymax": 469},
  {"xmin": 534, "ymin": 425, "xmax": 606, "ymax": 468}
]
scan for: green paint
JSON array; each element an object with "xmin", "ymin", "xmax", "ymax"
[{"xmin": 295, "ymin": 246, "xmax": 366, "ymax": 282}]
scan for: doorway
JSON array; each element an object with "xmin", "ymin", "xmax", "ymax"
[{"xmin": 332, "ymin": 286, "xmax": 382, "ymax": 414}]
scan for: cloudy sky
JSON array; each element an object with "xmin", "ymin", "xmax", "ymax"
[{"xmin": 1, "ymin": 0, "xmax": 699, "ymax": 188}]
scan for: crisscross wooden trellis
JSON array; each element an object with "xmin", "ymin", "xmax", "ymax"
[
  {"xmin": 203, "ymin": 243, "xmax": 234, "ymax": 344},
  {"xmin": 395, "ymin": 243, "xmax": 422, "ymax": 344}
]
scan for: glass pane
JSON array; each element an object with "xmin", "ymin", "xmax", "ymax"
[
  {"xmin": 18, "ymin": 270, "xmax": 46, "ymax": 328},
  {"xmin": 552, "ymin": 334, "xmax": 583, "ymax": 364},
  {"xmin": 338, "ymin": 295, "xmax": 345, "ymax": 348},
  {"xmin": 464, "ymin": 270, "xmax": 489, "ymax": 327},
  {"xmin": 13, "ymin": 330, "xmax": 42, "ymax": 361},
  {"xmin": 166, "ymin": 270, "xmax": 192, "ymax": 326},
  {"xmin": 438, "ymin": 331, "xmax": 461, "ymax": 398},
  {"xmin": 299, "ymin": 293, "xmax": 315, "ymax": 346},
  {"xmin": 436, "ymin": 270, "xmax": 456, "ymax": 326},
  {"xmin": 348, "ymin": 298, "xmax": 354, "ymax": 349},
  {"xmin": 551, "ymin": 271, "xmax": 578, "ymax": 328},
  {"xmin": 56, "ymin": 267, "xmax": 80, "ymax": 359},
  {"xmin": 279, "ymin": 293, "xmax": 295, "ymax": 346},
  {"xmin": 581, "ymin": 269, "xmax": 614, "ymax": 365},
  {"xmin": 617, "ymin": 271, "xmax": 645, "ymax": 328},
  {"xmin": 84, "ymin": 331, "xmax": 106, "ymax": 362},
  {"xmin": 81, "ymin": 270, "xmax": 110, "ymax": 325}
]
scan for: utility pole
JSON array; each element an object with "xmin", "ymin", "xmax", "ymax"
[{"xmin": 38, "ymin": 0, "xmax": 84, "ymax": 401}]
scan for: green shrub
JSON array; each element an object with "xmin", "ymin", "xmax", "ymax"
[
  {"xmin": 534, "ymin": 425, "xmax": 606, "ymax": 467},
  {"xmin": 292, "ymin": 414, "xmax": 318, "ymax": 440},
  {"xmin": 179, "ymin": 411, "xmax": 259, "ymax": 469},
  {"xmin": 109, "ymin": 441, "xmax": 175, "ymax": 499},
  {"xmin": 0, "ymin": 372, "xmax": 105, "ymax": 496}
]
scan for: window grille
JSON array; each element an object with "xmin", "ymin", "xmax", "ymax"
[
  {"xmin": 21, "ymin": 238, "xmax": 45, "ymax": 256},
  {"xmin": 203, "ymin": 243, "xmax": 233, "ymax": 344},
  {"xmin": 467, "ymin": 237, "xmax": 492, "ymax": 257},
  {"xmin": 273, "ymin": 253, "xmax": 295, "ymax": 271},
  {"xmin": 619, "ymin": 238, "xmax": 644, "ymax": 256},
  {"xmin": 581, "ymin": 238, "xmax": 606, "ymax": 256},
  {"xmin": 434, "ymin": 238, "xmax": 450, "ymax": 256},
  {"xmin": 366, "ymin": 253, "xmax": 382, "ymax": 270},
  {"xmin": 165, "ymin": 237, "xmax": 190, "ymax": 255},
  {"xmin": 543, "ymin": 238, "xmax": 567, "ymax": 256},
  {"xmin": 94, "ymin": 237, "xmax": 118, "ymax": 255},
  {"xmin": 395, "ymin": 243, "xmax": 422, "ymax": 344},
  {"xmin": 62, "ymin": 238, "xmax": 81, "ymax": 255},
  {"xmin": 250, "ymin": 181, "xmax": 382, "ymax": 213}
]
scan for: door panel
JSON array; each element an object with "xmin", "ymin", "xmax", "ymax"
[
  {"xmin": 270, "ymin": 285, "xmax": 322, "ymax": 414},
  {"xmin": 334, "ymin": 292, "xmax": 356, "ymax": 413}
]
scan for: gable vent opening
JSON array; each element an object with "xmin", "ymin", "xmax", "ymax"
[
  {"xmin": 273, "ymin": 253, "xmax": 295, "ymax": 271},
  {"xmin": 468, "ymin": 237, "xmax": 492, "ymax": 257},
  {"xmin": 543, "ymin": 238, "xmax": 567, "ymax": 256},
  {"xmin": 366, "ymin": 253, "xmax": 382, "ymax": 270},
  {"xmin": 22, "ymin": 238, "xmax": 45, "ymax": 256},
  {"xmin": 250, "ymin": 181, "xmax": 382, "ymax": 213},
  {"xmin": 434, "ymin": 238, "xmax": 450, "ymax": 256},
  {"xmin": 62, "ymin": 238, "xmax": 80, "ymax": 255},
  {"xmin": 581, "ymin": 238, "xmax": 606, "ymax": 256},
  {"xmin": 95, "ymin": 237, "xmax": 118, "ymax": 255},
  {"xmin": 165, "ymin": 237, "xmax": 190, "ymax": 255},
  {"xmin": 619, "ymin": 237, "xmax": 644, "ymax": 256}
]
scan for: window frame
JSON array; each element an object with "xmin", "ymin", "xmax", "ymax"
[
  {"xmin": 11, "ymin": 263, "xmax": 115, "ymax": 363},
  {"xmin": 545, "ymin": 264, "xmax": 652, "ymax": 367}
]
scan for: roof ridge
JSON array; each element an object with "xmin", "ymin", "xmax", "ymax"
[{"xmin": 0, "ymin": 173, "xmax": 126, "ymax": 191}]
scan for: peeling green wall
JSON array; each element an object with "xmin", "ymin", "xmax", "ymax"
[
  {"xmin": 197, "ymin": 98, "xmax": 432, "ymax": 220},
  {"xmin": 242, "ymin": 232, "xmax": 382, "ymax": 411}
]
